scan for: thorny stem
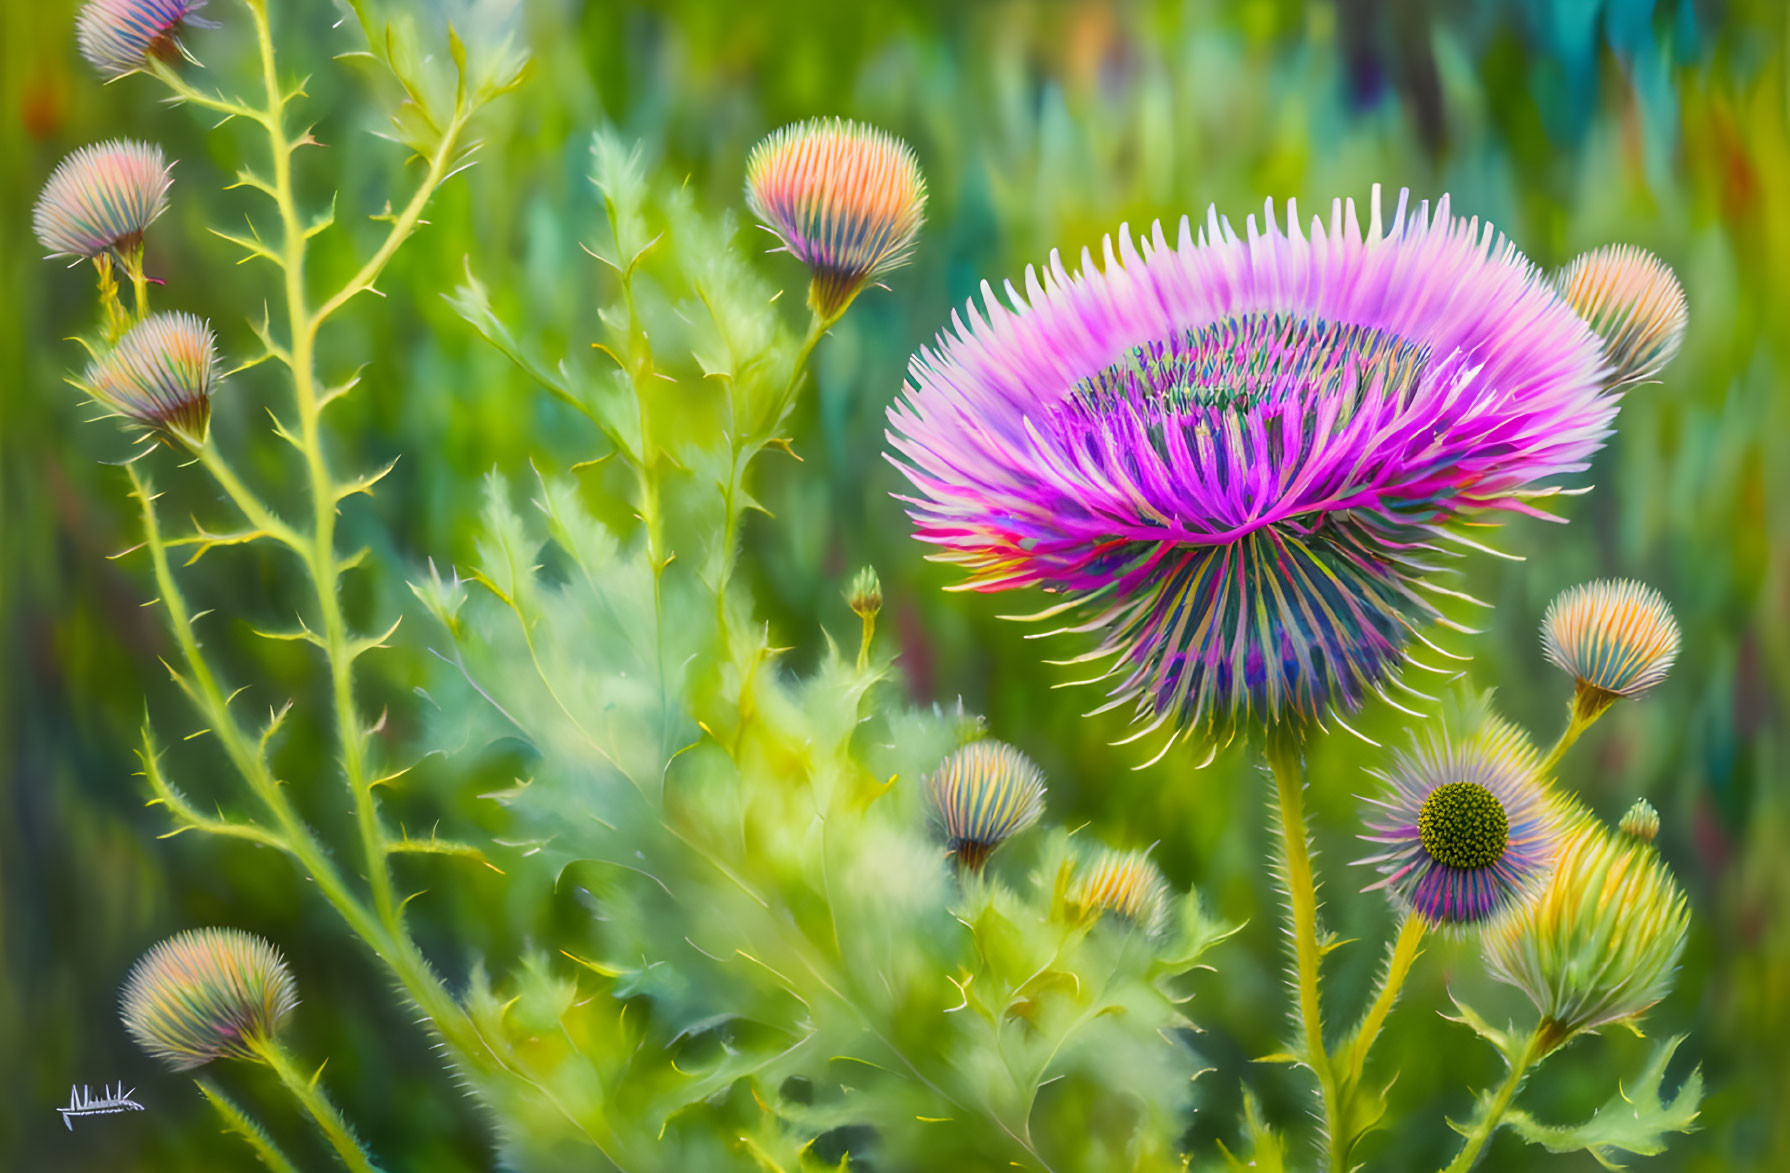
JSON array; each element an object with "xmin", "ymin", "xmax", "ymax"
[
  {"xmin": 1265, "ymin": 727, "xmax": 1346, "ymax": 1173},
  {"xmin": 131, "ymin": 465, "xmax": 496, "ymax": 1074},
  {"xmin": 714, "ymin": 308, "xmax": 834, "ymax": 641},
  {"xmin": 253, "ymin": 1038, "xmax": 381, "ymax": 1173},
  {"xmin": 1439, "ymin": 1023, "xmax": 1560, "ymax": 1173},
  {"xmin": 1339, "ymin": 913, "xmax": 1425, "ymax": 1090},
  {"xmin": 134, "ymin": 0, "xmax": 515, "ymax": 1086}
]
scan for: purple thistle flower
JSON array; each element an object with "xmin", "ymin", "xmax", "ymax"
[
  {"xmin": 76, "ymin": 0, "xmax": 212, "ymax": 81},
  {"xmin": 82, "ymin": 311, "xmax": 218, "ymax": 443},
  {"xmin": 888, "ymin": 188, "xmax": 1633, "ymax": 748},
  {"xmin": 1356, "ymin": 716, "xmax": 1559, "ymax": 930},
  {"xmin": 33, "ymin": 139, "xmax": 172, "ymax": 260}
]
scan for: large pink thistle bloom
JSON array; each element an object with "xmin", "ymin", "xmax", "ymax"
[{"xmin": 889, "ymin": 188, "xmax": 1627, "ymax": 751}]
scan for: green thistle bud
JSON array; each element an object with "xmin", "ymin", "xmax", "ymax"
[
  {"xmin": 927, "ymin": 739, "xmax": 1045, "ymax": 869},
  {"xmin": 1070, "ymin": 846, "xmax": 1170, "ymax": 936},
  {"xmin": 120, "ymin": 928, "xmax": 298, "ymax": 1070},
  {"xmin": 1620, "ymin": 798, "xmax": 1661, "ymax": 844},
  {"xmin": 847, "ymin": 565, "xmax": 883, "ymax": 619},
  {"xmin": 1483, "ymin": 814, "xmax": 1690, "ymax": 1037}
]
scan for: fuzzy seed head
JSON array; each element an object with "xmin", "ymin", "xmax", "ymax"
[
  {"xmin": 1542, "ymin": 579, "xmax": 1681, "ymax": 700},
  {"xmin": 76, "ymin": 0, "xmax": 210, "ymax": 80},
  {"xmin": 82, "ymin": 311, "xmax": 218, "ymax": 443},
  {"xmin": 120, "ymin": 928, "xmax": 297, "ymax": 1070},
  {"xmin": 34, "ymin": 139, "xmax": 172, "ymax": 259},
  {"xmin": 1070, "ymin": 847, "xmax": 1170, "ymax": 935},
  {"xmin": 1557, "ymin": 245, "xmax": 1688, "ymax": 386},
  {"xmin": 745, "ymin": 117, "xmax": 927, "ymax": 317},
  {"xmin": 927, "ymin": 740, "xmax": 1046, "ymax": 868},
  {"xmin": 1483, "ymin": 813, "xmax": 1690, "ymax": 1035}
]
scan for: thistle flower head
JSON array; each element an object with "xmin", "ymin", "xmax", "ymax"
[
  {"xmin": 1357, "ymin": 716, "xmax": 1560, "ymax": 929},
  {"xmin": 33, "ymin": 139, "xmax": 172, "ymax": 259},
  {"xmin": 848, "ymin": 565, "xmax": 883, "ymax": 620},
  {"xmin": 1557, "ymin": 245, "xmax": 1688, "ymax": 386},
  {"xmin": 1070, "ymin": 846, "xmax": 1170, "ymax": 935},
  {"xmin": 927, "ymin": 740, "xmax": 1046, "ymax": 869},
  {"xmin": 81, "ymin": 311, "xmax": 218, "ymax": 443},
  {"xmin": 745, "ymin": 117, "xmax": 927, "ymax": 318},
  {"xmin": 76, "ymin": 0, "xmax": 212, "ymax": 80},
  {"xmin": 890, "ymin": 188, "xmax": 1629, "ymax": 751},
  {"xmin": 120, "ymin": 928, "xmax": 298, "ymax": 1070},
  {"xmin": 1542, "ymin": 579, "xmax": 1680, "ymax": 701},
  {"xmin": 1483, "ymin": 812, "xmax": 1691, "ymax": 1035}
]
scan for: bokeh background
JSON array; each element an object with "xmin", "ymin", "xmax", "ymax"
[{"xmin": 3, "ymin": 0, "xmax": 1786, "ymax": 1169}]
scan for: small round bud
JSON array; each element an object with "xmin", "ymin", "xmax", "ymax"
[
  {"xmin": 120, "ymin": 928, "xmax": 298, "ymax": 1071},
  {"xmin": 1557, "ymin": 245, "xmax": 1688, "ymax": 386},
  {"xmin": 1542, "ymin": 579, "xmax": 1681, "ymax": 703},
  {"xmin": 1070, "ymin": 846, "xmax": 1169, "ymax": 936},
  {"xmin": 927, "ymin": 740, "xmax": 1046, "ymax": 869},
  {"xmin": 76, "ymin": 0, "xmax": 213, "ymax": 81},
  {"xmin": 1619, "ymin": 798, "xmax": 1661, "ymax": 844},
  {"xmin": 33, "ymin": 140, "xmax": 172, "ymax": 260},
  {"xmin": 847, "ymin": 565, "xmax": 883, "ymax": 620},
  {"xmin": 745, "ymin": 118, "xmax": 927, "ymax": 318},
  {"xmin": 81, "ymin": 311, "xmax": 218, "ymax": 444}
]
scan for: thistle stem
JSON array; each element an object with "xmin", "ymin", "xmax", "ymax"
[
  {"xmin": 253, "ymin": 1038, "xmax": 381, "ymax": 1173},
  {"xmin": 1265, "ymin": 729, "xmax": 1345, "ymax": 1173},
  {"xmin": 715, "ymin": 308, "xmax": 834, "ymax": 642},
  {"xmin": 1537, "ymin": 685, "xmax": 1617, "ymax": 775},
  {"xmin": 856, "ymin": 610, "xmax": 876, "ymax": 672},
  {"xmin": 1339, "ymin": 913, "xmax": 1425, "ymax": 1087},
  {"xmin": 1439, "ymin": 1024, "xmax": 1548, "ymax": 1173},
  {"xmin": 197, "ymin": 1079, "xmax": 302, "ymax": 1173}
]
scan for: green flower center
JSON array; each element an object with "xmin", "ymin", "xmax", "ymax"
[{"xmin": 1418, "ymin": 781, "xmax": 1509, "ymax": 870}]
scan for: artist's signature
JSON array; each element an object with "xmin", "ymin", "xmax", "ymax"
[{"xmin": 59, "ymin": 1084, "xmax": 145, "ymax": 1130}]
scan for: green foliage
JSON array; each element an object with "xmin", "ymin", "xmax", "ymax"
[
  {"xmin": 1502, "ymin": 1037, "xmax": 1703, "ymax": 1171},
  {"xmin": 416, "ymin": 145, "xmax": 1242, "ymax": 1167},
  {"xmin": 7, "ymin": 2, "xmax": 1785, "ymax": 1171}
]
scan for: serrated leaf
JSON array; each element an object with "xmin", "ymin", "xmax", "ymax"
[
  {"xmin": 1504, "ymin": 1036, "xmax": 1701, "ymax": 1169},
  {"xmin": 1216, "ymin": 1089, "xmax": 1287, "ymax": 1172}
]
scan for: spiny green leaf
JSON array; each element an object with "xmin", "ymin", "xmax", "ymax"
[
  {"xmin": 1503, "ymin": 1036, "xmax": 1702, "ymax": 1169},
  {"xmin": 1216, "ymin": 1089, "xmax": 1287, "ymax": 1172}
]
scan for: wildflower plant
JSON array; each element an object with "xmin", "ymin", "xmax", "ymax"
[
  {"xmin": 33, "ymin": 2, "xmax": 1708, "ymax": 1170},
  {"xmin": 889, "ymin": 184, "xmax": 1698, "ymax": 1172}
]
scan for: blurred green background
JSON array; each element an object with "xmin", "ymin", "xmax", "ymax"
[{"xmin": 3, "ymin": 0, "xmax": 1786, "ymax": 1169}]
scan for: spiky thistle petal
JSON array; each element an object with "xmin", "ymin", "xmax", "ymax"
[
  {"xmin": 1356, "ymin": 716, "xmax": 1560, "ymax": 930},
  {"xmin": 745, "ymin": 117, "xmax": 927, "ymax": 317},
  {"xmin": 120, "ymin": 928, "xmax": 298, "ymax": 1071},
  {"xmin": 76, "ymin": 0, "xmax": 212, "ymax": 80},
  {"xmin": 1070, "ymin": 846, "xmax": 1170, "ymax": 935},
  {"xmin": 1542, "ymin": 579, "xmax": 1680, "ymax": 701},
  {"xmin": 1483, "ymin": 810, "xmax": 1690, "ymax": 1035},
  {"xmin": 926, "ymin": 740, "xmax": 1046, "ymax": 869},
  {"xmin": 81, "ymin": 311, "xmax": 218, "ymax": 443},
  {"xmin": 889, "ymin": 187, "xmax": 1646, "ymax": 748},
  {"xmin": 33, "ymin": 139, "xmax": 172, "ymax": 259},
  {"xmin": 1557, "ymin": 245, "xmax": 1688, "ymax": 386}
]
